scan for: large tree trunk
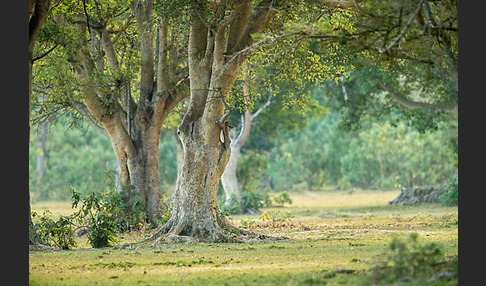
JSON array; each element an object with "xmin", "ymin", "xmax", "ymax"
[
  {"xmin": 152, "ymin": 42, "xmax": 235, "ymax": 242},
  {"xmin": 103, "ymin": 116, "xmax": 165, "ymax": 226},
  {"xmin": 148, "ymin": 2, "xmax": 278, "ymax": 243}
]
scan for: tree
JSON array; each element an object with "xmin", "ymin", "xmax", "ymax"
[
  {"xmin": 29, "ymin": 0, "xmax": 51, "ymax": 246},
  {"xmin": 149, "ymin": 0, "xmax": 356, "ymax": 243},
  {"xmin": 33, "ymin": 0, "xmax": 190, "ymax": 225},
  {"xmin": 304, "ymin": 0, "xmax": 458, "ymax": 201},
  {"xmin": 145, "ymin": 0, "xmax": 280, "ymax": 243}
]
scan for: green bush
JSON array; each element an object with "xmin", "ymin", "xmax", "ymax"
[
  {"xmin": 242, "ymin": 190, "xmax": 271, "ymax": 210},
  {"xmin": 441, "ymin": 176, "xmax": 458, "ymax": 206},
  {"xmin": 259, "ymin": 209, "xmax": 293, "ymax": 228},
  {"xmin": 271, "ymin": 191, "xmax": 293, "ymax": 206},
  {"xmin": 222, "ymin": 190, "xmax": 271, "ymax": 215},
  {"xmin": 71, "ymin": 189, "xmax": 119, "ymax": 248},
  {"xmin": 70, "ymin": 182, "xmax": 146, "ymax": 248},
  {"xmin": 31, "ymin": 210, "xmax": 77, "ymax": 249}
]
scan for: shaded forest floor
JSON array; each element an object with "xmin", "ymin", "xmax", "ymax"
[{"xmin": 30, "ymin": 189, "xmax": 458, "ymax": 285}]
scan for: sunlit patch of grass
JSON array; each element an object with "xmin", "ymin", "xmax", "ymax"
[{"xmin": 31, "ymin": 200, "xmax": 79, "ymax": 222}]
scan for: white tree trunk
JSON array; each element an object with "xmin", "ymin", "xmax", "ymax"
[{"xmin": 221, "ymin": 140, "xmax": 243, "ymax": 208}]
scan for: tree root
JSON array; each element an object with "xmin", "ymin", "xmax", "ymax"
[{"xmin": 139, "ymin": 217, "xmax": 289, "ymax": 245}]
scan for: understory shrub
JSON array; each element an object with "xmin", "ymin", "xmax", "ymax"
[
  {"xmin": 271, "ymin": 191, "xmax": 293, "ymax": 206},
  {"xmin": 71, "ymin": 183, "xmax": 146, "ymax": 248},
  {"xmin": 31, "ymin": 210, "xmax": 77, "ymax": 249}
]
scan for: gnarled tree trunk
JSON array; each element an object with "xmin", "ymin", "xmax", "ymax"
[{"xmin": 149, "ymin": 1, "xmax": 278, "ymax": 243}]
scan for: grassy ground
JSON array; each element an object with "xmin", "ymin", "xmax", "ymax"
[{"xmin": 30, "ymin": 189, "xmax": 458, "ymax": 285}]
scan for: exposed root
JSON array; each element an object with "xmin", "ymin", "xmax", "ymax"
[{"xmin": 139, "ymin": 217, "xmax": 289, "ymax": 245}]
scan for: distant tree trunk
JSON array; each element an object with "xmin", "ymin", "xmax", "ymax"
[
  {"xmin": 173, "ymin": 128, "xmax": 184, "ymax": 187},
  {"xmin": 36, "ymin": 120, "xmax": 48, "ymax": 187},
  {"xmin": 112, "ymin": 151, "xmax": 121, "ymax": 193},
  {"xmin": 222, "ymin": 133, "xmax": 243, "ymax": 209}
]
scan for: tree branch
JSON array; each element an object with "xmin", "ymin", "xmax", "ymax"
[
  {"xmin": 379, "ymin": 83, "xmax": 457, "ymax": 114},
  {"xmin": 29, "ymin": 0, "xmax": 51, "ymax": 60},
  {"xmin": 32, "ymin": 44, "xmax": 58, "ymax": 63},
  {"xmin": 310, "ymin": 0, "xmax": 365, "ymax": 10},
  {"xmin": 378, "ymin": 0, "xmax": 425, "ymax": 54},
  {"xmin": 251, "ymin": 91, "xmax": 273, "ymax": 120},
  {"xmin": 228, "ymin": 0, "xmax": 278, "ymax": 65},
  {"xmin": 69, "ymin": 97, "xmax": 108, "ymax": 137}
]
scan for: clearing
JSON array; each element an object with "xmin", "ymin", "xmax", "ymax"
[{"xmin": 29, "ymin": 189, "xmax": 458, "ymax": 285}]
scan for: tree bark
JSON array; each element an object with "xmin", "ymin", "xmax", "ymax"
[{"xmin": 221, "ymin": 135, "xmax": 243, "ymax": 209}]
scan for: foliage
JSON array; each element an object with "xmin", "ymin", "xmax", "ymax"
[
  {"xmin": 236, "ymin": 150, "xmax": 268, "ymax": 194},
  {"xmin": 31, "ymin": 210, "xmax": 77, "ymax": 249},
  {"xmin": 267, "ymin": 104, "xmax": 457, "ymax": 190},
  {"xmin": 240, "ymin": 209, "xmax": 294, "ymax": 230},
  {"xmin": 271, "ymin": 191, "xmax": 293, "ymax": 207},
  {"xmin": 70, "ymin": 181, "xmax": 146, "ymax": 248},
  {"xmin": 440, "ymin": 176, "xmax": 458, "ymax": 206},
  {"xmin": 339, "ymin": 121, "xmax": 456, "ymax": 188},
  {"xmin": 29, "ymin": 119, "xmax": 115, "ymax": 201},
  {"xmin": 259, "ymin": 209, "xmax": 293, "ymax": 228},
  {"xmin": 71, "ymin": 189, "xmax": 119, "ymax": 248},
  {"xmin": 157, "ymin": 193, "xmax": 174, "ymax": 225},
  {"xmin": 370, "ymin": 233, "xmax": 456, "ymax": 284},
  {"xmin": 265, "ymin": 110, "xmax": 340, "ymax": 191}
]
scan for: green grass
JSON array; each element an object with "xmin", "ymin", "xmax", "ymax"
[{"xmin": 30, "ymin": 189, "xmax": 458, "ymax": 285}]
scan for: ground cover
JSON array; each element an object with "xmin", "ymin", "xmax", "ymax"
[{"xmin": 30, "ymin": 189, "xmax": 458, "ymax": 285}]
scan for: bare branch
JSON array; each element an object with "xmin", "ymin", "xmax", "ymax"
[{"xmin": 251, "ymin": 91, "xmax": 273, "ymax": 120}]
